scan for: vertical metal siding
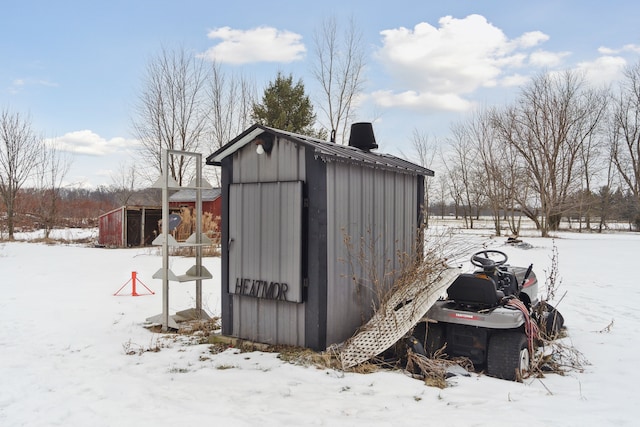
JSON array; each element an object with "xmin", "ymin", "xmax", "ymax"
[
  {"xmin": 233, "ymin": 137, "xmax": 305, "ymax": 183},
  {"xmin": 325, "ymin": 162, "xmax": 419, "ymax": 346},
  {"xmin": 372, "ymin": 170, "xmax": 388, "ymax": 289},
  {"xmin": 98, "ymin": 207, "xmax": 124, "ymax": 247},
  {"xmin": 229, "ymin": 137, "xmax": 306, "ymax": 346}
]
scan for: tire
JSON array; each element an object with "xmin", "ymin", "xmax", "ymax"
[
  {"xmin": 539, "ymin": 303, "xmax": 565, "ymax": 339},
  {"xmin": 487, "ymin": 331, "xmax": 529, "ymax": 381}
]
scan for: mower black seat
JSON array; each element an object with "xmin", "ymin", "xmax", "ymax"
[{"xmin": 447, "ymin": 273, "xmax": 504, "ymax": 307}]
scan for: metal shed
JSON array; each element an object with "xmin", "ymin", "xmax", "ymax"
[
  {"xmin": 98, "ymin": 205, "xmax": 162, "ymax": 247},
  {"xmin": 207, "ymin": 123, "xmax": 434, "ymax": 350}
]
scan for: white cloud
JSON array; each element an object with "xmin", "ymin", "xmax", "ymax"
[
  {"xmin": 371, "ymin": 89, "xmax": 472, "ymax": 112},
  {"xmin": 8, "ymin": 78, "xmax": 58, "ymax": 94},
  {"xmin": 512, "ymin": 31, "xmax": 549, "ymax": 48},
  {"xmin": 47, "ymin": 130, "xmax": 139, "ymax": 156},
  {"xmin": 622, "ymin": 44, "xmax": 640, "ymax": 54},
  {"xmin": 583, "ymin": 44, "xmax": 640, "ymax": 85},
  {"xmin": 599, "ymin": 44, "xmax": 640, "ymax": 55},
  {"xmin": 529, "ymin": 49, "xmax": 570, "ymax": 67},
  {"xmin": 377, "ymin": 15, "xmax": 511, "ymax": 94},
  {"xmin": 575, "ymin": 55, "xmax": 628, "ymax": 86},
  {"xmin": 598, "ymin": 46, "xmax": 617, "ymax": 55},
  {"xmin": 500, "ymin": 74, "xmax": 530, "ymax": 87},
  {"xmin": 199, "ymin": 26, "xmax": 305, "ymax": 64},
  {"xmin": 374, "ymin": 14, "xmax": 558, "ymax": 111}
]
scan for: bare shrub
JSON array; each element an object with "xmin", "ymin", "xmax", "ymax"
[
  {"xmin": 177, "ymin": 317, "xmax": 221, "ymax": 336},
  {"xmin": 530, "ymin": 339, "xmax": 589, "ymax": 378},
  {"xmin": 336, "ymin": 224, "xmax": 478, "ymax": 370},
  {"xmin": 122, "ymin": 335, "xmax": 162, "ymax": 356},
  {"xmin": 406, "ymin": 349, "xmax": 474, "ymax": 389},
  {"xmin": 543, "ymin": 240, "xmax": 562, "ymax": 302},
  {"xmin": 596, "ymin": 319, "xmax": 614, "ymax": 333},
  {"xmin": 528, "ymin": 242, "xmax": 588, "ymax": 378}
]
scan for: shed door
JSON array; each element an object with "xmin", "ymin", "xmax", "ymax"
[{"xmin": 229, "ymin": 181, "xmax": 303, "ymax": 303}]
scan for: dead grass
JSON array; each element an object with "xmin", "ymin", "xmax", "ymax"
[
  {"xmin": 122, "ymin": 336, "xmax": 162, "ymax": 355},
  {"xmin": 169, "ymin": 245, "xmax": 221, "ymax": 257},
  {"xmin": 208, "ymin": 342, "xmax": 232, "ymax": 355},
  {"xmin": 8, "ymin": 235, "xmax": 95, "ymax": 245},
  {"xmin": 596, "ymin": 319, "xmax": 614, "ymax": 333},
  {"xmin": 406, "ymin": 348, "xmax": 474, "ymax": 388},
  {"xmin": 272, "ymin": 345, "xmax": 340, "ymax": 369},
  {"xmin": 176, "ymin": 317, "xmax": 221, "ymax": 336},
  {"xmin": 529, "ymin": 338, "xmax": 589, "ymax": 377}
]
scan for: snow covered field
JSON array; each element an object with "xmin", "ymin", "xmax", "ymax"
[{"xmin": 0, "ymin": 228, "xmax": 637, "ymax": 426}]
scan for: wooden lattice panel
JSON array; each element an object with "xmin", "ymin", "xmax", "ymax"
[{"xmin": 338, "ymin": 267, "xmax": 460, "ymax": 369}]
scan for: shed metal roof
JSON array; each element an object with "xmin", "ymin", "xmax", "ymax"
[
  {"xmin": 169, "ymin": 188, "xmax": 221, "ymax": 202},
  {"xmin": 206, "ymin": 124, "xmax": 434, "ymax": 177},
  {"xmin": 98, "ymin": 205, "xmax": 162, "ymax": 219}
]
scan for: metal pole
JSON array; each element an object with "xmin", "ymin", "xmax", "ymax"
[
  {"xmin": 141, "ymin": 207, "xmax": 146, "ymax": 247},
  {"xmin": 131, "ymin": 271, "xmax": 139, "ymax": 296},
  {"xmin": 161, "ymin": 149, "xmax": 169, "ymax": 331},
  {"xmin": 121, "ymin": 206, "xmax": 125, "ymax": 247},
  {"xmin": 195, "ymin": 152, "xmax": 203, "ymax": 316}
]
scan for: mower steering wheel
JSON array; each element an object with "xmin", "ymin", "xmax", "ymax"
[{"xmin": 470, "ymin": 249, "xmax": 508, "ymax": 270}]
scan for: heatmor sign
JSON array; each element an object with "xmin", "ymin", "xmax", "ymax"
[{"xmin": 233, "ymin": 277, "xmax": 290, "ymax": 301}]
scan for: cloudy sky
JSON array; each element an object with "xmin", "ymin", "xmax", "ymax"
[{"xmin": 2, "ymin": 0, "xmax": 639, "ymax": 187}]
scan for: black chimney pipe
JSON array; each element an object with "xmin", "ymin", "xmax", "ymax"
[{"xmin": 348, "ymin": 122, "xmax": 378, "ymax": 151}]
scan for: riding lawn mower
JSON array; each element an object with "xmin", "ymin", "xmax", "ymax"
[{"xmin": 411, "ymin": 249, "xmax": 564, "ymax": 381}]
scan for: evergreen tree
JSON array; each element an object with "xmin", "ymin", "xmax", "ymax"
[{"xmin": 252, "ymin": 72, "xmax": 326, "ymax": 139}]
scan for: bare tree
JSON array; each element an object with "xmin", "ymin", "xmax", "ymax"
[
  {"xmin": 501, "ymin": 144, "xmax": 533, "ymax": 236},
  {"xmin": 31, "ymin": 141, "xmax": 72, "ymax": 239},
  {"xmin": 491, "ymin": 71, "xmax": 608, "ymax": 236},
  {"xmin": 465, "ymin": 108, "xmax": 530, "ymax": 236},
  {"xmin": 207, "ymin": 60, "xmax": 256, "ymax": 151},
  {"xmin": 311, "ymin": 15, "xmax": 366, "ymax": 143},
  {"xmin": 0, "ymin": 109, "xmax": 42, "ymax": 239},
  {"xmin": 434, "ymin": 174, "xmax": 450, "ymax": 219},
  {"xmin": 460, "ymin": 109, "xmax": 504, "ymax": 235},
  {"xmin": 409, "ymin": 129, "xmax": 439, "ymax": 227},
  {"xmin": 596, "ymin": 138, "xmax": 621, "ymax": 232},
  {"xmin": 109, "ymin": 161, "xmax": 139, "ymax": 207},
  {"xmin": 445, "ymin": 164, "xmax": 464, "ymax": 221},
  {"xmin": 445, "ymin": 123, "xmax": 487, "ymax": 229},
  {"xmin": 610, "ymin": 61, "xmax": 640, "ymax": 230},
  {"xmin": 575, "ymin": 122, "xmax": 608, "ymax": 230},
  {"xmin": 132, "ymin": 46, "xmax": 208, "ymax": 186}
]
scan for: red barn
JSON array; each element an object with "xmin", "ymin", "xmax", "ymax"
[
  {"xmin": 97, "ymin": 189, "xmax": 222, "ymax": 248},
  {"xmin": 168, "ymin": 188, "xmax": 222, "ymax": 241},
  {"xmin": 98, "ymin": 205, "xmax": 162, "ymax": 247}
]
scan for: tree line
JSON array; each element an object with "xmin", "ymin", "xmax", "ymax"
[
  {"xmin": 419, "ymin": 67, "xmax": 640, "ymax": 236},
  {"xmin": 0, "ymin": 17, "xmax": 364, "ymax": 240},
  {"xmin": 2, "ymin": 16, "xmax": 640, "ymax": 238}
]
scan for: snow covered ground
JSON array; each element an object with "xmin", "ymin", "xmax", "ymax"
[{"xmin": 0, "ymin": 228, "xmax": 637, "ymax": 426}]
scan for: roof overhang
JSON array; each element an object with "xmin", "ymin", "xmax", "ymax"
[
  {"xmin": 206, "ymin": 123, "xmax": 435, "ymax": 177},
  {"xmin": 206, "ymin": 124, "xmax": 269, "ymax": 166}
]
